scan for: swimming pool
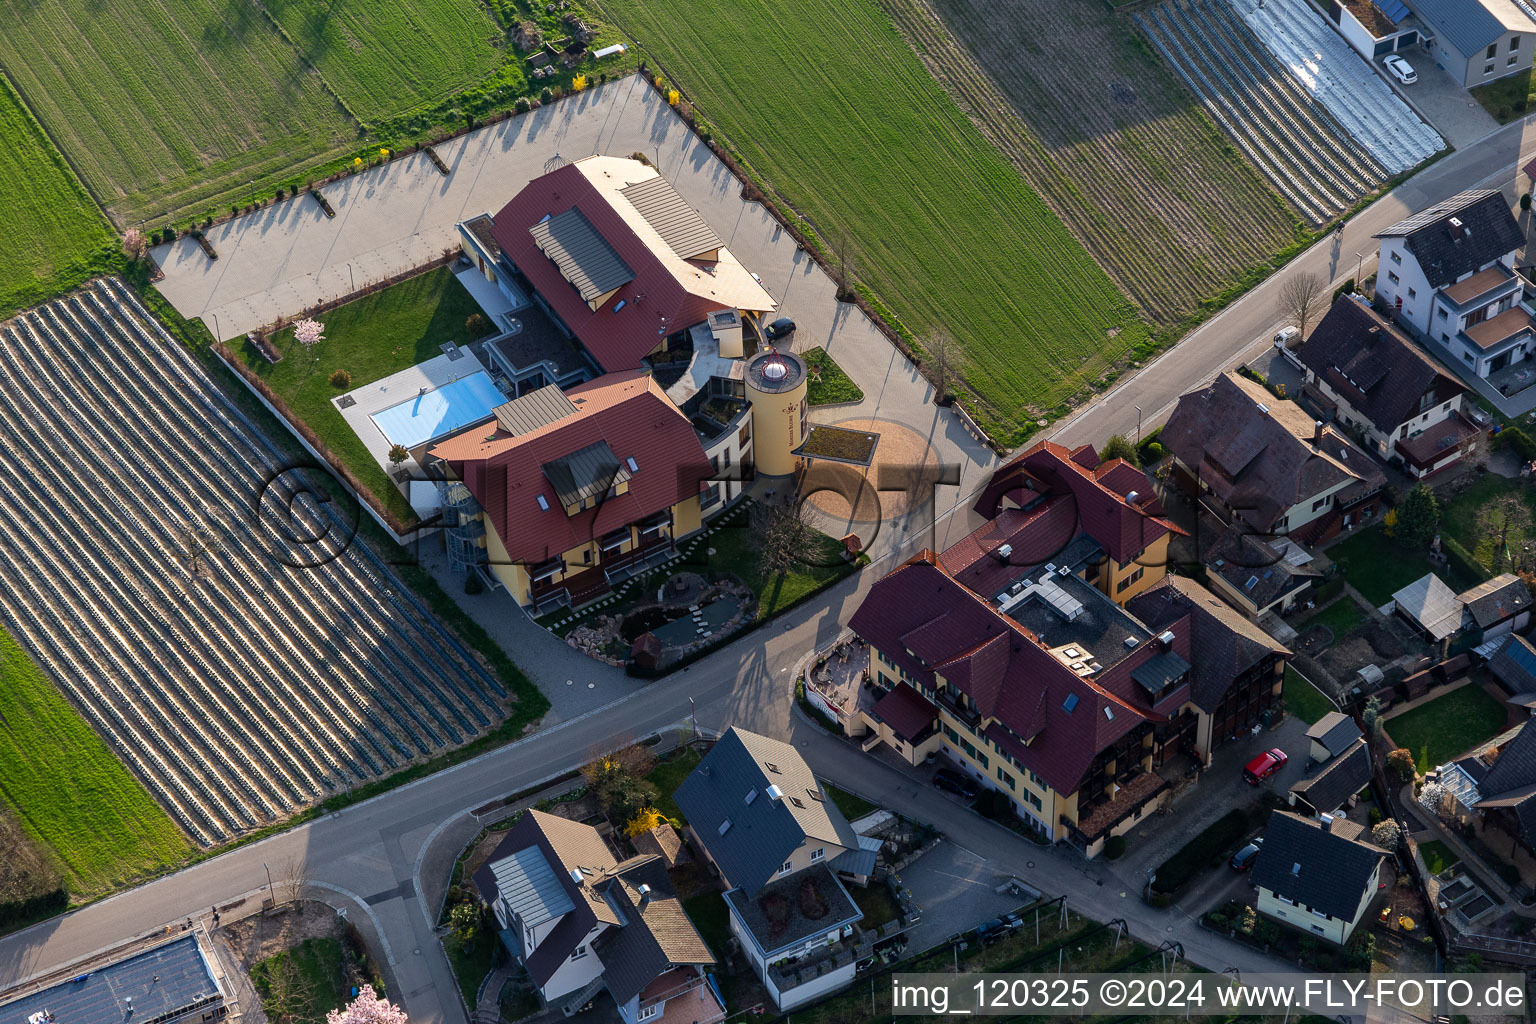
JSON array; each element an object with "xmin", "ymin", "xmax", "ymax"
[{"xmin": 369, "ymin": 371, "xmax": 505, "ymax": 449}]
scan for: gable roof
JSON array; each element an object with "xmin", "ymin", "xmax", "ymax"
[
  {"xmin": 1392, "ymin": 573, "xmax": 1463, "ymax": 640},
  {"xmin": 1251, "ymin": 810, "xmax": 1384, "ymax": 919},
  {"xmin": 1307, "ymin": 711, "xmax": 1362, "ymax": 757},
  {"xmin": 1478, "ymin": 719, "xmax": 1536, "ymax": 797},
  {"xmin": 1161, "ymin": 374, "xmax": 1383, "ymax": 533},
  {"xmin": 1205, "ymin": 528, "xmax": 1320, "ymax": 609},
  {"xmin": 1490, "ymin": 635, "xmax": 1536, "ymax": 692},
  {"xmin": 1457, "ymin": 573, "xmax": 1531, "ymax": 628},
  {"xmin": 1402, "ymin": 0, "xmax": 1527, "ymax": 62},
  {"xmin": 1290, "ymin": 737, "xmax": 1372, "ymax": 816},
  {"xmin": 592, "ymin": 857, "xmax": 714, "ymax": 1004},
  {"xmin": 971, "ymin": 441, "xmax": 1183, "ymax": 565},
  {"xmin": 673, "ymin": 728, "xmax": 860, "ymax": 897},
  {"xmin": 1376, "ymin": 190, "xmax": 1523, "ymax": 288},
  {"xmin": 429, "ymin": 372, "xmax": 711, "ymax": 565},
  {"xmin": 1124, "ymin": 576, "xmax": 1288, "ymax": 713},
  {"xmin": 1299, "ymin": 298, "xmax": 1466, "ymax": 434},
  {"xmin": 491, "ymin": 156, "xmax": 774, "ymax": 373}
]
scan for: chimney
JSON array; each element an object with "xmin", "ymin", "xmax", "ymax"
[
  {"xmin": 1157, "ymin": 630, "xmax": 1175, "ymax": 648},
  {"xmin": 1313, "ymin": 420, "xmax": 1325, "ymax": 448},
  {"xmin": 1449, "ymin": 216, "xmax": 1465, "ymax": 241},
  {"xmin": 1125, "ymin": 490, "xmax": 1139, "ymax": 506},
  {"xmin": 638, "ymin": 883, "xmax": 653, "ymax": 910},
  {"xmin": 1320, "ymin": 812, "xmax": 1335, "ymax": 832},
  {"xmin": 995, "ymin": 542, "xmax": 1013, "ymax": 563}
]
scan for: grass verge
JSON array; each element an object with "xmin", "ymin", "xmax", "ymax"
[
  {"xmin": 822, "ymin": 782, "xmax": 879, "ymax": 821},
  {"xmin": 802, "ymin": 347, "xmax": 865, "ymax": 406},
  {"xmin": 1417, "ymin": 838, "xmax": 1460, "ymax": 875}
]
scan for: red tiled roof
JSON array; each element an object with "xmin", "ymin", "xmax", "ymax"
[
  {"xmin": 490, "ymin": 158, "xmax": 772, "ymax": 373},
  {"xmin": 971, "ymin": 442, "xmax": 1183, "ymax": 566},
  {"xmin": 868, "ymin": 683, "xmax": 939, "ymax": 741},
  {"xmin": 939, "ymin": 498, "xmax": 1084, "ymax": 597},
  {"xmin": 429, "ymin": 371, "xmax": 711, "ymax": 565},
  {"xmin": 848, "ymin": 553, "xmax": 1170, "ymax": 796}
]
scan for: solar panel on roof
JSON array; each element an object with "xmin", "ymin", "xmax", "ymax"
[{"xmin": 1376, "ymin": 0, "xmax": 1409, "ymax": 23}]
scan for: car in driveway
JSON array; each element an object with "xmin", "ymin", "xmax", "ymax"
[
  {"xmin": 1230, "ymin": 836, "xmax": 1263, "ymax": 871},
  {"xmin": 765, "ymin": 317, "xmax": 796, "ymax": 341},
  {"xmin": 1383, "ymin": 54, "xmax": 1417, "ymax": 84},
  {"xmin": 1243, "ymin": 748, "xmax": 1289, "ymax": 785},
  {"xmin": 933, "ymin": 767, "xmax": 979, "ymax": 800},
  {"xmin": 975, "ymin": 912, "xmax": 1024, "ymax": 944},
  {"xmin": 1273, "ymin": 325, "xmax": 1300, "ymax": 347}
]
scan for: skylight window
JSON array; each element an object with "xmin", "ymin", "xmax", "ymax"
[
  {"xmin": 745, "ymin": 788, "xmax": 758, "ymax": 805},
  {"xmin": 789, "ymin": 796, "xmax": 805, "ymax": 808},
  {"xmin": 765, "ymin": 761, "xmax": 781, "ymax": 774},
  {"xmin": 1244, "ymin": 575, "xmax": 1259, "ymax": 591},
  {"xmin": 1062, "ymin": 693, "xmax": 1079, "ymax": 713},
  {"xmin": 536, "ymin": 494, "xmax": 550, "ymax": 511},
  {"xmin": 627, "ymin": 456, "xmax": 639, "ymax": 473},
  {"xmin": 1103, "ymin": 707, "xmax": 1114, "ymax": 721},
  {"xmin": 718, "ymin": 818, "xmax": 732, "ymax": 836}
]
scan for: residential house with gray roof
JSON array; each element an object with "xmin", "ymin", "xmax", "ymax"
[
  {"xmin": 471, "ymin": 808, "xmax": 722, "ymax": 1023},
  {"xmin": 1407, "ymin": 0, "xmax": 1533, "ymax": 87},
  {"xmin": 1373, "ymin": 190, "xmax": 1532, "ymax": 386},
  {"xmin": 674, "ymin": 728, "xmax": 874, "ymax": 1010},
  {"xmin": 1253, "ymin": 810, "xmax": 1386, "ymax": 944},
  {"xmin": 1457, "ymin": 573, "xmax": 1532, "ymax": 641},
  {"xmin": 1290, "ymin": 737, "xmax": 1372, "ymax": 818}
]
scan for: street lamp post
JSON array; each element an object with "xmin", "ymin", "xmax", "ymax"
[
  {"xmin": 1135, "ymin": 405, "xmax": 1143, "ymax": 444},
  {"xmin": 263, "ymin": 861, "xmax": 275, "ymax": 904},
  {"xmin": 209, "ymin": 312, "xmax": 220, "ymax": 343},
  {"xmin": 1354, "ymin": 252, "xmax": 1364, "ymax": 288},
  {"xmin": 689, "ymin": 695, "xmax": 696, "ymax": 746}
]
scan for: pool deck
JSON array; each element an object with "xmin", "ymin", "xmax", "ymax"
[{"xmin": 335, "ymin": 351, "xmax": 501, "ymax": 480}]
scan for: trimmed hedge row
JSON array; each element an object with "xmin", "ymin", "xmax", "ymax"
[
  {"xmin": 1495, "ymin": 424, "xmax": 1536, "ymax": 461},
  {"xmin": 1150, "ymin": 809, "xmax": 1248, "ymax": 895}
]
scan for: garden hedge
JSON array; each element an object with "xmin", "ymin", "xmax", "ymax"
[{"xmin": 1150, "ymin": 809, "xmax": 1248, "ymax": 894}]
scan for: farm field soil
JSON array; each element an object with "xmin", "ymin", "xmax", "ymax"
[
  {"xmin": 883, "ymin": 0, "xmax": 1303, "ymax": 328},
  {"xmin": 0, "ymin": 627, "xmax": 190, "ymax": 897},
  {"xmin": 0, "ymin": 76, "xmax": 116, "ymax": 319},
  {"xmin": 593, "ymin": 0, "xmax": 1152, "ymax": 444},
  {"xmin": 263, "ymin": 0, "xmax": 503, "ymax": 120},
  {"xmin": 0, "ymin": 0, "xmax": 357, "ymax": 225}
]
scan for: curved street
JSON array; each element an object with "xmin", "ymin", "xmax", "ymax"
[{"xmin": 5, "ymin": 109, "xmax": 1536, "ymax": 1024}]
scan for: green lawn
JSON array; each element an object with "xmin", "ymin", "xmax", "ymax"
[
  {"xmin": 1417, "ymin": 839, "xmax": 1460, "ymax": 876},
  {"xmin": 594, "ymin": 0, "xmax": 1151, "ymax": 443},
  {"xmin": 250, "ymin": 937, "xmax": 348, "ymax": 1024},
  {"xmin": 266, "ymin": 0, "xmax": 503, "ymax": 121},
  {"xmin": 232, "ymin": 266, "xmax": 495, "ymax": 522},
  {"xmin": 1283, "ymin": 666, "xmax": 1336, "ymax": 725},
  {"xmin": 444, "ymin": 926, "xmax": 498, "ymax": 1011},
  {"xmin": 1303, "ymin": 596, "xmax": 1366, "ymax": 643},
  {"xmin": 821, "ymin": 782, "xmax": 879, "ymax": 821},
  {"xmin": 1326, "ymin": 526, "xmax": 1483, "ymax": 608},
  {"xmin": 0, "ymin": 75, "xmax": 116, "ymax": 320},
  {"xmin": 1385, "ymin": 685, "xmax": 1510, "ymax": 772},
  {"xmin": 703, "ymin": 502, "xmax": 863, "ymax": 619},
  {"xmin": 648, "ymin": 747, "xmax": 702, "ymax": 823},
  {"xmin": 1441, "ymin": 473, "xmax": 1536, "ymax": 568},
  {"xmin": 0, "ymin": 630, "xmax": 190, "ymax": 897},
  {"xmin": 803, "ymin": 347, "xmax": 865, "ymax": 406}
]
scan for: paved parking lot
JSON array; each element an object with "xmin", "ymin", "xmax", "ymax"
[
  {"xmin": 1378, "ymin": 45, "xmax": 1500, "ymax": 151},
  {"xmin": 901, "ymin": 840, "xmax": 1033, "ymax": 952}
]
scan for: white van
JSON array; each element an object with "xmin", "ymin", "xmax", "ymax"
[{"xmin": 1273, "ymin": 325, "xmax": 1301, "ymax": 347}]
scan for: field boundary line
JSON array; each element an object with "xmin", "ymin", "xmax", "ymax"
[{"xmin": 0, "ymin": 65, "xmax": 114, "ymax": 230}]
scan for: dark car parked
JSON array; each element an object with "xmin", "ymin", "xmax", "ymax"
[
  {"xmin": 1229, "ymin": 836, "xmax": 1263, "ymax": 871},
  {"xmin": 765, "ymin": 317, "xmax": 796, "ymax": 340},
  {"xmin": 974, "ymin": 912, "xmax": 1023, "ymax": 944},
  {"xmin": 933, "ymin": 767, "xmax": 979, "ymax": 800}
]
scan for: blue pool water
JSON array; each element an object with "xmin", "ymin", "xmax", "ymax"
[{"xmin": 369, "ymin": 371, "xmax": 505, "ymax": 448}]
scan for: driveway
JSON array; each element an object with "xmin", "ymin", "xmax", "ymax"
[
  {"xmin": 1378, "ymin": 45, "xmax": 1500, "ymax": 151},
  {"xmin": 900, "ymin": 840, "xmax": 1032, "ymax": 953}
]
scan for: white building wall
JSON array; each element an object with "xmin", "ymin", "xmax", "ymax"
[
  {"xmin": 539, "ymin": 924, "xmax": 609, "ymax": 1000},
  {"xmin": 1375, "ymin": 240, "xmax": 1434, "ymax": 333},
  {"xmin": 770, "ymin": 960, "xmax": 858, "ymax": 1010},
  {"xmin": 1273, "ymin": 475, "xmax": 1359, "ymax": 535},
  {"xmin": 1335, "ymin": 3, "xmax": 1379, "ymax": 57}
]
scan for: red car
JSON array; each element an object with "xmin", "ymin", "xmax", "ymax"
[{"xmin": 1243, "ymin": 748, "xmax": 1289, "ymax": 785}]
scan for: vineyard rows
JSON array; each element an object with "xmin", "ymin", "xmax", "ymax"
[
  {"xmin": 0, "ymin": 280, "xmax": 508, "ymax": 844},
  {"xmin": 885, "ymin": 0, "xmax": 1305, "ymax": 328},
  {"xmin": 1136, "ymin": 0, "xmax": 1389, "ymax": 223}
]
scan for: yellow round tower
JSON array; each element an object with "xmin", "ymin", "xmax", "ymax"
[{"xmin": 745, "ymin": 348, "xmax": 808, "ymax": 478}]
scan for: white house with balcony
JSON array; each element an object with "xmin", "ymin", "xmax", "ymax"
[{"xmin": 1374, "ymin": 190, "xmax": 1533, "ymax": 384}]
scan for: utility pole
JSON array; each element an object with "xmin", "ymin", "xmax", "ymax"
[
  {"xmin": 689, "ymin": 695, "xmax": 696, "ymax": 747},
  {"xmin": 263, "ymin": 861, "xmax": 275, "ymax": 904},
  {"xmin": 1135, "ymin": 405, "xmax": 1143, "ymax": 444},
  {"xmin": 1354, "ymin": 252, "xmax": 1364, "ymax": 287}
]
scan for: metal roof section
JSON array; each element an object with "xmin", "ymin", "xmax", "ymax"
[
  {"xmin": 493, "ymin": 385, "xmax": 580, "ymax": 436},
  {"xmin": 1404, "ymin": 0, "xmax": 1525, "ymax": 58},
  {"xmin": 0, "ymin": 936, "xmax": 221, "ymax": 1024},
  {"xmin": 543, "ymin": 440, "xmax": 631, "ymax": 508},
  {"xmin": 620, "ymin": 176, "xmax": 724, "ymax": 260},
  {"xmin": 1392, "ymin": 573, "xmax": 1463, "ymax": 640},
  {"xmin": 529, "ymin": 207, "xmax": 636, "ymax": 303},
  {"xmin": 490, "ymin": 845, "xmax": 576, "ymax": 928}
]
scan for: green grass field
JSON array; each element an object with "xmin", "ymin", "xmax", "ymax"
[
  {"xmin": 803, "ymin": 347, "xmax": 865, "ymax": 406},
  {"xmin": 649, "ymin": 747, "xmax": 703, "ymax": 823},
  {"xmin": 1442, "ymin": 473, "xmax": 1536, "ymax": 566},
  {"xmin": 233, "ymin": 266, "xmax": 495, "ymax": 522},
  {"xmin": 0, "ymin": 629, "xmax": 190, "ymax": 896},
  {"xmin": 1326, "ymin": 525, "xmax": 1485, "ymax": 608},
  {"xmin": 1303, "ymin": 596, "xmax": 1366, "ymax": 643},
  {"xmin": 1385, "ymin": 684, "xmax": 1509, "ymax": 772},
  {"xmin": 0, "ymin": 76, "xmax": 116, "ymax": 320},
  {"xmin": 0, "ymin": 0, "xmax": 359, "ymax": 224},
  {"xmin": 264, "ymin": 0, "xmax": 503, "ymax": 120},
  {"xmin": 1283, "ymin": 666, "xmax": 1335, "ymax": 725},
  {"xmin": 1417, "ymin": 839, "xmax": 1460, "ymax": 875},
  {"xmin": 594, "ymin": 0, "xmax": 1150, "ymax": 443}
]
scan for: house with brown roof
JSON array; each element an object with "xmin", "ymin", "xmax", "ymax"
[
  {"xmin": 964, "ymin": 440, "xmax": 1185, "ymax": 605},
  {"xmin": 847, "ymin": 544, "xmax": 1286, "ymax": 856},
  {"xmin": 1162, "ymin": 372, "xmax": 1385, "ymax": 545},
  {"xmin": 1373, "ymin": 190, "xmax": 1532, "ymax": 386},
  {"xmin": 427, "ymin": 372, "xmax": 712, "ymax": 610},
  {"xmin": 472, "ymin": 809, "xmax": 722, "ymax": 1023},
  {"xmin": 1298, "ymin": 296, "xmax": 1477, "ymax": 479}
]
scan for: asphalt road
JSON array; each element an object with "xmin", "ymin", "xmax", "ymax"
[{"xmin": 7, "ymin": 111, "xmax": 1536, "ymax": 1024}]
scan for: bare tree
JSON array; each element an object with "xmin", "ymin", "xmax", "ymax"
[
  {"xmin": 1475, "ymin": 494, "xmax": 1533, "ymax": 572},
  {"xmin": 752, "ymin": 493, "xmax": 819, "ymax": 579},
  {"xmin": 275, "ymin": 853, "xmax": 307, "ymax": 908},
  {"xmin": 927, "ymin": 328, "xmax": 953, "ymax": 405},
  {"xmin": 1277, "ymin": 271, "xmax": 1329, "ymax": 340},
  {"xmin": 831, "ymin": 230, "xmax": 857, "ymax": 302},
  {"xmin": 170, "ymin": 518, "xmax": 221, "ymax": 581}
]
